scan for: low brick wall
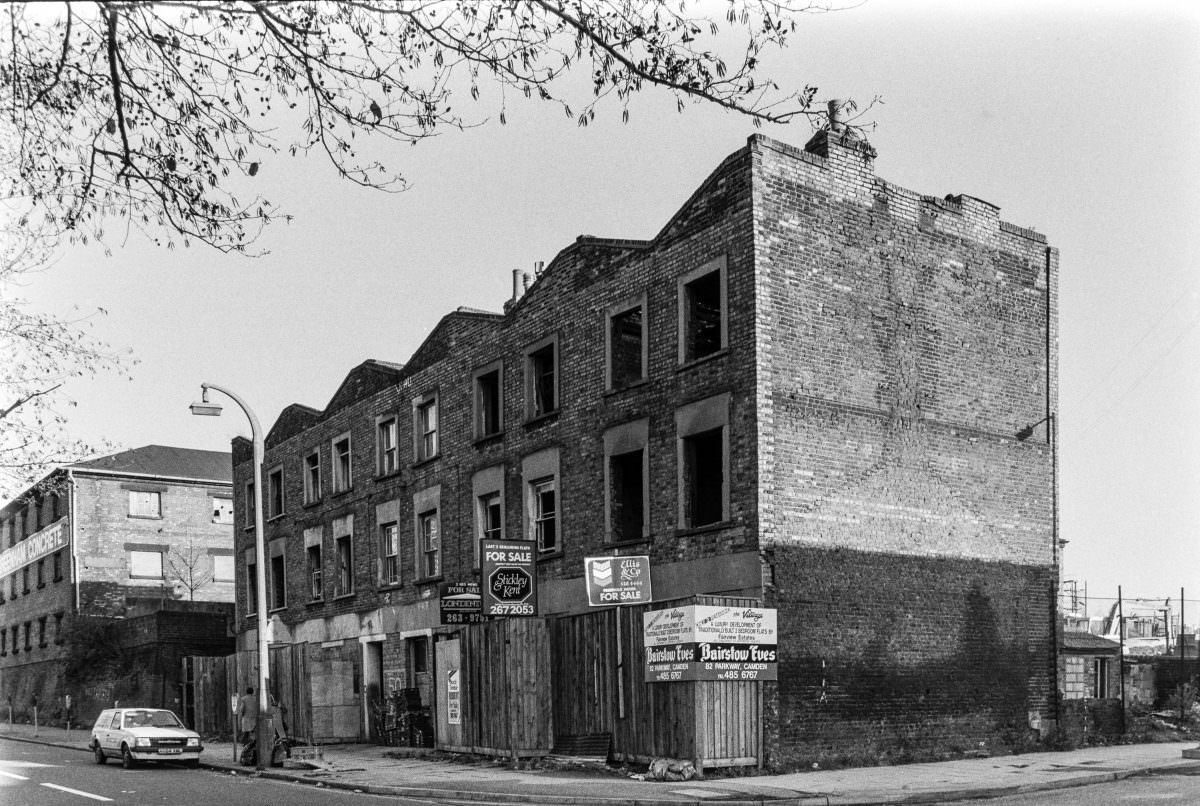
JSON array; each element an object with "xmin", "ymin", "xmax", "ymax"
[{"xmin": 1058, "ymin": 698, "xmax": 1122, "ymax": 745}]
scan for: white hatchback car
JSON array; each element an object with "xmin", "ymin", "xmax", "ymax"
[{"xmin": 90, "ymin": 707, "xmax": 203, "ymax": 768}]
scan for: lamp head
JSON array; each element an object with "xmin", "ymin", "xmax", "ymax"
[
  {"xmin": 189, "ymin": 401, "xmax": 222, "ymax": 416},
  {"xmin": 1015, "ymin": 424, "xmax": 1035, "ymax": 441},
  {"xmin": 189, "ymin": 386, "xmax": 222, "ymax": 416}
]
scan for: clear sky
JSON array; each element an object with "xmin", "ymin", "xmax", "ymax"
[{"xmin": 12, "ymin": 1, "xmax": 1200, "ymax": 614}]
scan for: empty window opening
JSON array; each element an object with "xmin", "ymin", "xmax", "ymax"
[
  {"xmin": 683, "ymin": 269, "xmax": 723, "ymax": 361},
  {"xmin": 610, "ymin": 449, "xmax": 644, "ymax": 542},
  {"xmin": 683, "ymin": 427, "xmax": 724, "ymax": 527}
]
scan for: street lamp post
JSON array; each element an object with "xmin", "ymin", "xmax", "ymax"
[{"xmin": 191, "ymin": 382, "xmax": 270, "ymax": 770}]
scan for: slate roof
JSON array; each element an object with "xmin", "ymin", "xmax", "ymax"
[
  {"xmin": 1062, "ymin": 631, "xmax": 1122, "ymax": 653},
  {"xmin": 69, "ymin": 444, "xmax": 232, "ymax": 483}
]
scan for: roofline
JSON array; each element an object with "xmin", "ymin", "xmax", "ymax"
[{"xmin": 67, "ymin": 467, "xmax": 232, "ymax": 487}]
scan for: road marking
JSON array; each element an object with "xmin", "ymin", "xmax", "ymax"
[
  {"xmin": 0, "ymin": 769, "xmax": 30, "ymax": 780},
  {"xmin": 41, "ymin": 782, "xmax": 114, "ymax": 801}
]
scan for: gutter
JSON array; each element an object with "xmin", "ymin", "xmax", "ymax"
[{"xmin": 67, "ymin": 468, "xmax": 231, "ymax": 487}]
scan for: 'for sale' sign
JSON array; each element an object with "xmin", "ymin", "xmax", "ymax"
[
  {"xmin": 584, "ymin": 555, "xmax": 652, "ymax": 606},
  {"xmin": 481, "ymin": 539, "xmax": 537, "ymax": 617}
]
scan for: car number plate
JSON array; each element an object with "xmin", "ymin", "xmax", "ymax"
[{"xmin": 159, "ymin": 748, "xmax": 183, "ymax": 754}]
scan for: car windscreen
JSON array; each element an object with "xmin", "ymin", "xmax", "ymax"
[
  {"xmin": 149, "ymin": 710, "xmax": 183, "ymax": 728},
  {"xmin": 123, "ymin": 710, "xmax": 183, "ymax": 728}
]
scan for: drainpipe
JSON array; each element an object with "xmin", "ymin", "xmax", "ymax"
[{"xmin": 68, "ymin": 470, "xmax": 80, "ymax": 614}]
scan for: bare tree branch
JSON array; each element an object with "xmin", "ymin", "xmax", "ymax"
[{"xmin": 1, "ymin": 1, "xmax": 866, "ymax": 253}]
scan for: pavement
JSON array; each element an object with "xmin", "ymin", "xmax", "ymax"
[{"xmin": 3, "ymin": 721, "xmax": 1200, "ymax": 805}]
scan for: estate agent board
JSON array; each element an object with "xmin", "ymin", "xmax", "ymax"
[
  {"xmin": 643, "ymin": 604, "xmax": 778, "ymax": 682},
  {"xmin": 583, "ymin": 555, "xmax": 652, "ymax": 606},
  {"xmin": 480, "ymin": 539, "xmax": 537, "ymax": 617}
]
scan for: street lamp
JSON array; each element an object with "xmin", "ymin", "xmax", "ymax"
[{"xmin": 191, "ymin": 382, "xmax": 270, "ymax": 770}]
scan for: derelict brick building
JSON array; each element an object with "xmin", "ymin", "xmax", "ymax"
[
  {"xmin": 232, "ymin": 129, "xmax": 1057, "ymax": 769},
  {"xmin": 0, "ymin": 446, "xmax": 236, "ymax": 723}
]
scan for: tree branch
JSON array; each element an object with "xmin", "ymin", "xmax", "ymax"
[{"xmin": 0, "ymin": 383, "xmax": 64, "ymax": 421}]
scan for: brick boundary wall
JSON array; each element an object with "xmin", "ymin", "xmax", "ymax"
[{"xmin": 763, "ymin": 543, "xmax": 1056, "ymax": 770}]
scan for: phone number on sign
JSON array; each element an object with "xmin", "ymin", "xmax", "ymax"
[{"xmin": 488, "ymin": 603, "xmax": 534, "ymax": 616}]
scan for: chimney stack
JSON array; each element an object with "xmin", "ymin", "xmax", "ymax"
[
  {"xmin": 511, "ymin": 268, "xmax": 523, "ymax": 304},
  {"xmin": 827, "ymin": 99, "xmax": 844, "ymax": 132}
]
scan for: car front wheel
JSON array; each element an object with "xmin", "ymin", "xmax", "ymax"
[
  {"xmin": 93, "ymin": 744, "xmax": 106, "ymax": 765},
  {"xmin": 121, "ymin": 745, "xmax": 136, "ymax": 769}
]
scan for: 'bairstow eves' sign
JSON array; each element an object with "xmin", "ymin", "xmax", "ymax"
[{"xmin": 643, "ymin": 604, "xmax": 778, "ymax": 683}]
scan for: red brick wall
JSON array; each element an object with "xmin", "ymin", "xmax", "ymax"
[
  {"xmin": 765, "ymin": 544, "xmax": 1056, "ymax": 768},
  {"xmin": 750, "ymin": 134, "xmax": 1057, "ymax": 768}
]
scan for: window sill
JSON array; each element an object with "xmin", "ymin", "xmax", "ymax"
[
  {"xmin": 331, "ymin": 488, "xmax": 354, "ymax": 498},
  {"xmin": 536, "ymin": 550, "xmax": 563, "ymax": 563},
  {"xmin": 127, "ymin": 514, "xmax": 163, "ymax": 521},
  {"xmin": 333, "ymin": 592, "xmax": 356, "ymax": 602},
  {"xmin": 411, "ymin": 455, "xmax": 441, "ymax": 470},
  {"xmin": 306, "ymin": 598, "xmax": 324, "ymax": 607},
  {"xmin": 269, "ymin": 606, "xmax": 286, "ymax": 614},
  {"xmin": 378, "ymin": 581, "xmax": 403, "ymax": 591},
  {"xmin": 676, "ymin": 348, "xmax": 729, "ymax": 372},
  {"xmin": 414, "ymin": 576, "xmax": 443, "ymax": 587},
  {"xmin": 302, "ymin": 499, "xmax": 323, "ymax": 509},
  {"xmin": 604, "ymin": 378, "xmax": 649, "ymax": 396},
  {"xmin": 473, "ymin": 432, "xmax": 504, "ymax": 448},
  {"xmin": 375, "ymin": 469, "xmax": 402, "ymax": 481},
  {"xmin": 524, "ymin": 410, "xmax": 560, "ymax": 429},
  {"xmin": 36, "ymin": 583, "xmax": 45, "ymax": 590},
  {"xmin": 673, "ymin": 519, "xmax": 734, "ymax": 538},
  {"xmin": 267, "ymin": 514, "xmax": 285, "ymax": 523},
  {"xmin": 608, "ymin": 535, "xmax": 653, "ymax": 548}
]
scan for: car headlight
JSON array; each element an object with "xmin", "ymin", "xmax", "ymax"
[
  {"xmin": 187, "ymin": 737, "xmax": 199, "ymax": 747},
  {"xmin": 135, "ymin": 737, "xmax": 151, "ymax": 747}
]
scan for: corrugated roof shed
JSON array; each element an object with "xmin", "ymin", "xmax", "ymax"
[{"xmin": 1062, "ymin": 631, "xmax": 1122, "ymax": 653}]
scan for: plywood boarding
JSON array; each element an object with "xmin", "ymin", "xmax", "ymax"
[
  {"xmin": 270, "ymin": 643, "xmax": 312, "ymax": 743},
  {"xmin": 551, "ymin": 595, "xmax": 762, "ymax": 768},
  {"xmin": 458, "ymin": 618, "xmax": 552, "ymax": 756},
  {"xmin": 185, "ymin": 655, "xmax": 234, "ymax": 737}
]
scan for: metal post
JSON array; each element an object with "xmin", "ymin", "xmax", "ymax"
[
  {"xmin": 196, "ymin": 382, "xmax": 270, "ymax": 769},
  {"xmin": 1181, "ymin": 588, "xmax": 1186, "ymax": 723},
  {"xmin": 1118, "ymin": 586, "xmax": 1126, "ymax": 735}
]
